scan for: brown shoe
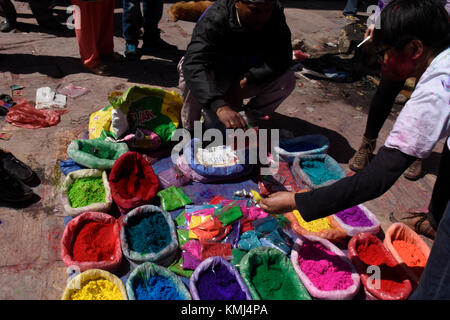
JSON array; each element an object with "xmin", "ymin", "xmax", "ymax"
[
  {"xmin": 84, "ymin": 63, "xmax": 113, "ymax": 76},
  {"xmin": 403, "ymin": 158, "xmax": 422, "ymax": 180},
  {"xmin": 349, "ymin": 136, "xmax": 377, "ymax": 172},
  {"xmin": 389, "ymin": 211, "xmax": 436, "ymax": 239},
  {"xmin": 100, "ymin": 52, "xmax": 124, "ymax": 63}
]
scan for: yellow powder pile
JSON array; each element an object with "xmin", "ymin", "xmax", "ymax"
[
  {"xmin": 293, "ymin": 210, "xmax": 332, "ymax": 232},
  {"xmin": 70, "ymin": 279, "xmax": 123, "ymax": 300}
]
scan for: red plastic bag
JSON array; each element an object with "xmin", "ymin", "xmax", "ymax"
[
  {"xmin": 201, "ymin": 241, "xmax": 233, "ymax": 261},
  {"xmin": 191, "ymin": 216, "xmax": 232, "ymax": 242},
  {"xmin": 6, "ymin": 99, "xmax": 67, "ymax": 129},
  {"xmin": 348, "ymin": 232, "xmax": 413, "ymax": 300},
  {"xmin": 108, "ymin": 151, "xmax": 159, "ymax": 214}
]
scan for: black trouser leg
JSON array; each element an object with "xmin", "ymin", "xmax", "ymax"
[
  {"xmin": 427, "ymin": 140, "xmax": 450, "ymax": 230},
  {"xmin": 0, "ymin": 0, "xmax": 17, "ymax": 22},
  {"xmin": 28, "ymin": 0, "xmax": 53, "ymax": 23},
  {"xmin": 364, "ymin": 78, "xmax": 405, "ymax": 140}
]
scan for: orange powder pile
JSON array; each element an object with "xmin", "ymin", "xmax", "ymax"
[{"xmin": 392, "ymin": 240, "xmax": 427, "ymax": 278}]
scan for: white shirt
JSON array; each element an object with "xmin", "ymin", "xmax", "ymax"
[{"xmin": 384, "ymin": 47, "xmax": 450, "ymax": 158}]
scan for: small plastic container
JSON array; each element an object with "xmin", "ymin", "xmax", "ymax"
[
  {"xmin": 332, "ymin": 204, "xmax": 381, "ymax": 237},
  {"xmin": 157, "ymin": 165, "xmax": 191, "ymax": 189},
  {"xmin": 273, "ymin": 134, "xmax": 329, "ymax": 164}
]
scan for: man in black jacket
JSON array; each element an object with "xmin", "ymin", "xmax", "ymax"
[{"xmin": 178, "ymin": 0, "xmax": 295, "ymax": 131}]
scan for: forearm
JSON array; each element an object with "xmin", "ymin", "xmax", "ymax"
[{"xmin": 295, "ymin": 146, "xmax": 415, "ymax": 221}]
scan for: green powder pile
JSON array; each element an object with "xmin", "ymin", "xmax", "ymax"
[
  {"xmin": 68, "ymin": 176, "xmax": 106, "ymax": 208},
  {"xmin": 251, "ymin": 261, "xmax": 298, "ymax": 300}
]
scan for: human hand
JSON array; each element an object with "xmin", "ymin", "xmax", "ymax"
[
  {"xmin": 216, "ymin": 106, "xmax": 247, "ymax": 129},
  {"xmin": 364, "ymin": 24, "xmax": 375, "ymax": 41},
  {"xmin": 259, "ymin": 191, "xmax": 297, "ymax": 214}
]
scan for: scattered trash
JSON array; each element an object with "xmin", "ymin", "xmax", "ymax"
[
  {"xmin": 10, "ymin": 85, "xmax": 24, "ymax": 97},
  {"xmin": 298, "ymin": 82, "xmax": 304, "ymax": 88},
  {"xmin": 0, "ymin": 132, "xmax": 12, "ymax": 140},
  {"xmin": 35, "ymin": 87, "xmax": 67, "ymax": 109},
  {"xmin": 306, "ymin": 106, "xmax": 315, "ymax": 112},
  {"xmin": 356, "ymin": 106, "xmax": 363, "ymax": 111},
  {"xmin": 292, "ymin": 50, "xmax": 309, "ymax": 61},
  {"xmin": 57, "ymin": 83, "xmax": 90, "ymax": 99},
  {"xmin": 325, "ymin": 42, "xmax": 337, "ymax": 48}
]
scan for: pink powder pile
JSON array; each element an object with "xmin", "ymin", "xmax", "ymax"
[{"xmin": 297, "ymin": 240, "xmax": 354, "ymax": 291}]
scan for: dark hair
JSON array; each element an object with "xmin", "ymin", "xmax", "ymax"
[{"xmin": 373, "ymin": 0, "xmax": 450, "ymax": 54}]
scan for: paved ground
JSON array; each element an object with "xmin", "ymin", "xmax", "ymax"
[{"xmin": 0, "ymin": 0, "xmax": 442, "ymax": 299}]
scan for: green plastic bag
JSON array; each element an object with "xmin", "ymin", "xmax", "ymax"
[
  {"xmin": 109, "ymin": 86, "xmax": 183, "ymax": 145},
  {"xmin": 231, "ymin": 248, "xmax": 247, "ymax": 268},
  {"xmin": 157, "ymin": 186, "xmax": 192, "ymax": 211},
  {"xmin": 215, "ymin": 203, "xmax": 243, "ymax": 226},
  {"xmin": 239, "ymin": 247, "xmax": 311, "ymax": 300},
  {"xmin": 67, "ymin": 139, "xmax": 129, "ymax": 170}
]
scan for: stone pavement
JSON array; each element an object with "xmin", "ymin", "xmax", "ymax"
[{"xmin": 0, "ymin": 0, "xmax": 442, "ymax": 299}]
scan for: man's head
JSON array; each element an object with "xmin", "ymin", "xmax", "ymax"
[
  {"xmin": 235, "ymin": 0, "xmax": 276, "ymax": 31},
  {"xmin": 373, "ymin": 0, "xmax": 449, "ymax": 81}
]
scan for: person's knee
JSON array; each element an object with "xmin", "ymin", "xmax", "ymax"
[{"xmin": 281, "ymin": 70, "xmax": 296, "ymax": 96}]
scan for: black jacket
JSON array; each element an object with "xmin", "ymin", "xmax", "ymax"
[{"xmin": 182, "ymin": 0, "xmax": 293, "ymax": 113}]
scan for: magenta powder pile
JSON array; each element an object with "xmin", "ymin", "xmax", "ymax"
[
  {"xmin": 297, "ymin": 240, "xmax": 353, "ymax": 291},
  {"xmin": 334, "ymin": 206, "xmax": 373, "ymax": 227}
]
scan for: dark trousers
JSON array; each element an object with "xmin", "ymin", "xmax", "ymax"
[
  {"xmin": 427, "ymin": 140, "xmax": 450, "ymax": 230},
  {"xmin": 0, "ymin": 0, "xmax": 53, "ymax": 23},
  {"xmin": 364, "ymin": 78, "xmax": 405, "ymax": 140},
  {"xmin": 122, "ymin": 0, "xmax": 162, "ymax": 45},
  {"xmin": 410, "ymin": 199, "xmax": 450, "ymax": 299}
]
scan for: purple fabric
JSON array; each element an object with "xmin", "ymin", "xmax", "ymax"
[
  {"xmin": 190, "ymin": 257, "xmax": 252, "ymax": 300},
  {"xmin": 334, "ymin": 206, "xmax": 373, "ymax": 227}
]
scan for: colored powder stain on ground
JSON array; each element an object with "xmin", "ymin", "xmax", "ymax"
[
  {"xmin": 335, "ymin": 206, "xmax": 373, "ymax": 227},
  {"xmin": 126, "ymin": 213, "xmax": 171, "ymax": 254},
  {"xmin": 301, "ymin": 159, "xmax": 341, "ymax": 185},
  {"xmin": 392, "ymin": 240, "xmax": 427, "ymax": 278},
  {"xmin": 71, "ymin": 221, "xmax": 116, "ymax": 262},
  {"xmin": 134, "ymin": 275, "xmax": 184, "ymax": 300},
  {"xmin": 251, "ymin": 262, "xmax": 298, "ymax": 300},
  {"xmin": 67, "ymin": 176, "xmax": 106, "ymax": 208},
  {"xmin": 293, "ymin": 210, "xmax": 332, "ymax": 232},
  {"xmin": 357, "ymin": 242, "xmax": 406, "ymax": 295},
  {"xmin": 70, "ymin": 279, "xmax": 122, "ymax": 300},
  {"xmin": 197, "ymin": 263, "xmax": 246, "ymax": 300},
  {"xmin": 298, "ymin": 240, "xmax": 353, "ymax": 291}
]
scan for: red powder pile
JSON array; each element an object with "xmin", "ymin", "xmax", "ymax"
[
  {"xmin": 357, "ymin": 242, "xmax": 406, "ymax": 295},
  {"xmin": 392, "ymin": 240, "xmax": 427, "ymax": 278},
  {"xmin": 72, "ymin": 221, "xmax": 116, "ymax": 262}
]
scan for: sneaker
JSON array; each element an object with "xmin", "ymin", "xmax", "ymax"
[
  {"xmin": 390, "ymin": 211, "xmax": 436, "ymax": 239},
  {"xmin": 0, "ymin": 20, "xmax": 16, "ymax": 32},
  {"xmin": 0, "ymin": 168, "xmax": 34, "ymax": 203},
  {"xmin": 403, "ymin": 158, "xmax": 422, "ymax": 180},
  {"xmin": 0, "ymin": 151, "xmax": 34, "ymax": 184},
  {"xmin": 141, "ymin": 38, "xmax": 178, "ymax": 54},
  {"xmin": 348, "ymin": 136, "xmax": 377, "ymax": 172},
  {"xmin": 124, "ymin": 43, "xmax": 141, "ymax": 61}
]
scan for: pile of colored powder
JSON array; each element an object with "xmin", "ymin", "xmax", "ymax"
[
  {"xmin": 197, "ymin": 263, "xmax": 246, "ymax": 300},
  {"xmin": 335, "ymin": 206, "xmax": 373, "ymax": 227},
  {"xmin": 392, "ymin": 240, "xmax": 427, "ymax": 278},
  {"xmin": 297, "ymin": 240, "xmax": 353, "ymax": 291},
  {"xmin": 125, "ymin": 213, "xmax": 171, "ymax": 254},
  {"xmin": 251, "ymin": 260, "xmax": 298, "ymax": 299},
  {"xmin": 70, "ymin": 279, "xmax": 122, "ymax": 300},
  {"xmin": 67, "ymin": 176, "xmax": 106, "ymax": 208},
  {"xmin": 293, "ymin": 210, "xmax": 332, "ymax": 232},
  {"xmin": 301, "ymin": 159, "xmax": 341, "ymax": 185},
  {"xmin": 357, "ymin": 242, "xmax": 406, "ymax": 295},
  {"xmin": 72, "ymin": 221, "xmax": 116, "ymax": 262},
  {"xmin": 134, "ymin": 275, "xmax": 184, "ymax": 300}
]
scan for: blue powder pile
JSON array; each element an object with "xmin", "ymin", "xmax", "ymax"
[
  {"xmin": 135, "ymin": 275, "xmax": 184, "ymax": 300},
  {"xmin": 301, "ymin": 159, "xmax": 341, "ymax": 185},
  {"xmin": 126, "ymin": 213, "xmax": 171, "ymax": 254}
]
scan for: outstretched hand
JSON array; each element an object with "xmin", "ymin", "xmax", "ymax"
[{"xmin": 259, "ymin": 191, "xmax": 297, "ymax": 214}]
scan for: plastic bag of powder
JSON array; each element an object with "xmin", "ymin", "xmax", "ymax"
[
  {"xmin": 157, "ymin": 185, "xmax": 193, "ymax": 211},
  {"xmin": 201, "ymin": 241, "xmax": 233, "ymax": 261}
]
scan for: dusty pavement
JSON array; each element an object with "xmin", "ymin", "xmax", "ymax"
[{"xmin": 0, "ymin": 0, "xmax": 443, "ymax": 299}]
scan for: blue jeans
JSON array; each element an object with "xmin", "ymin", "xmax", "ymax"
[
  {"xmin": 122, "ymin": 0, "xmax": 163, "ymax": 45},
  {"xmin": 343, "ymin": 0, "xmax": 359, "ymax": 15},
  {"xmin": 410, "ymin": 200, "xmax": 450, "ymax": 299}
]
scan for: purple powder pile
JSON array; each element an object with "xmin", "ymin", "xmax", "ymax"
[
  {"xmin": 334, "ymin": 206, "xmax": 373, "ymax": 227},
  {"xmin": 298, "ymin": 240, "xmax": 354, "ymax": 291},
  {"xmin": 196, "ymin": 262, "xmax": 246, "ymax": 300}
]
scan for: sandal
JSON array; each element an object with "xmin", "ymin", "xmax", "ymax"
[
  {"xmin": 84, "ymin": 63, "xmax": 113, "ymax": 76},
  {"xmin": 389, "ymin": 211, "xmax": 436, "ymax": 239}
]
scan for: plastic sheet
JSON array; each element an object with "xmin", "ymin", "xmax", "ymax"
[{"xmin": 6, "ymin": 99, "xmax": 67, "ymax": 129}]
